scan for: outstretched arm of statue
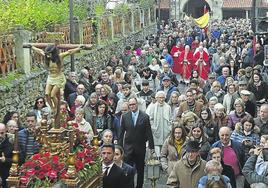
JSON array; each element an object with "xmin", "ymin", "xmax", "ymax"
[
  {"xmin": 31, "ymin": 46, "xmax": 45, "ymax": 56},
  {"xmin": 60, "ymin": 46, "xmax": 84, "ymax": 59}
]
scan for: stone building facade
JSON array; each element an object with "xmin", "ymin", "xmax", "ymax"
[{"xmin": 172, "ymin": 0, "xmax": 223, "ymax": 20}]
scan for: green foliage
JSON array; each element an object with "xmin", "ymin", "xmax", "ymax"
[
  {"xmin": 0, "ymin": 0, "xmax": 87, "ymax": 33},
  {"xmin": 95, "ymin": 3, "xmax": 106, "ymax": 17},
  {"xmin": 0, "ymin": 72, "xmax": 24, "ymax": 91},
  {"xmin": 139, "ymin": 0, "xmax": 155, "ymax": 9},
  {"xmin": 77, "ymin": 162, "xmax": 101, "ymax": 181},
  {"xmin": 113, "ymin": 3, "xmax": 130, "ymax": 15}
]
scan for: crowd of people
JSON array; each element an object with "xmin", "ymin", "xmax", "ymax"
[{"xmin": 1, "ymin": 17, "xmax": 268, "ymax": 188}]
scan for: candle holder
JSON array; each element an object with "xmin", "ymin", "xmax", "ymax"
[
  {"xmin": 63, "ymin": 152, "xmax": 80, "ymax": 188},
  {"xmin": 146, "ymin": 158, "xmax": 161, "ymax": 188},
  {"xmin": 9, "ymin": 151, "xmax": 19, "ymax": 176},
  {"xmin": 7, "ymin": 130, "xmax": 20, "ymax": 187},
  {"xmin": 92, "ymin": 135, "xmax": 99, "ymax": 147}
]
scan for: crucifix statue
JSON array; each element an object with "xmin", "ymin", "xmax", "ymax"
[{"xmin": 24, "ymin": 42, "xmax": 91, "ymax": 128}]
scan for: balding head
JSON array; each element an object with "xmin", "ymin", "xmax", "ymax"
[
  {"xmin": 219, "ymin": 126, "xmax": 232, "ymax": 146},
  {"xmin": 0, "ymin": 123, "xmax": 6, "ymax": 142},
  {"xmin": 260, "ymin": 104, "xmax": 268, "ymax": 121},
  {"xmin": 121, "ymin": 102, "xmax": 129, "ymax": 114},
  {"xmin": 0, "ymin": 123, "xmax": 6, "ymax": 130},
  {"xmin": 77, "ymin": 84, "xmax": 85, "ymax": 94}
]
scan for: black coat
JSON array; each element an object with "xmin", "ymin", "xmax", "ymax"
[
  {"xmin": 122, "ymin": 162, "xmax": 135, "ymax": 188},
  {"xmin": 119, "ymin": 111, "xmax": 154, "ymax": 157},
  {"xmin": 0, "ymin": 137, "xmax": 13, "ymax": 188},
  {"xmin": 248, "ymin": 82, "xmax": 268, "ymax": 101},
  {"xmin": 245, "ymin": 100, "xmax": 257, "ymax": 118},
  {"xmin": 103, "ymin": 164, "xmax": 125, "ymax": 188},
  {"xmin": 78, "ymin": 77, "xmax": 93, "ymax": 95},
  {"xmin": 222, "ymin": 161, "xmax": 237, "ymax": 188},
  {"xmin": 64, "ymin": 79, "xmax": 77, "ymax": 101}
]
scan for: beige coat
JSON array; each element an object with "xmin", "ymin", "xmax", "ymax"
[
  {"xmin": 160, "ymin": 138, "xmax": 183, "ymax": 175},
  {"xmin": 166, "ymin": 156, "xmax": 206, "ymax": 188},
  {"xmin": 174, "ymin": 101, "xmax": 203, "ymax": 120}
]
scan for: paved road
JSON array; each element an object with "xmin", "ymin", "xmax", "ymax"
[
  {"xmin": 143, "ymin": 168, "xmax": 168, "ymax": 188},
  {"xmin": 143, "ymin": 81, "xmax": 188, "ymax": 188}
]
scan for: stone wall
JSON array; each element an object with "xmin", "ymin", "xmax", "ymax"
[{"xmin": 0, "ymin": 23, "xmax": 157, "ymax": 121}]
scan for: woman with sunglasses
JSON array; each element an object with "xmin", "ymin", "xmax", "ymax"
[{"xmin": 33, "ymin": 96, "xmax": 48, "ymax": 123}]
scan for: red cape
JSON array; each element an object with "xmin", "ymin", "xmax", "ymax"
[
  {"xmin": 193, "ymin": 50, "xmax": 210, "ymax": 79},
  {"xmin": 170, "ymin": 45, "xmax": 184, "ymax": 74},
  {"xmin": 176, "ymin": 50, "xmax": 194, "ymax": 79}
]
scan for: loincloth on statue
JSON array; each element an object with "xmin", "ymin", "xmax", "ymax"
[{"xmin": 46, "ymin": 72, "xmax": 66, "ymax": 89}]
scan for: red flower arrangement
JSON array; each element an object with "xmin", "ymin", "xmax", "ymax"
[
  {"xmin": 19, "ymin": 152, "xmax": 67, "ymax": 187},
  {"xmin": 75, "ymin": 142, "xmax": 101, "ymax": 181},
  {"xmin": 19, "ymin": 143, "xmax": 101, "ymax": 187}
]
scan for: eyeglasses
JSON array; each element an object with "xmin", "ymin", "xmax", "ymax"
[
  {"xmin": 207, "ymin": 175, "xmax": 221, "ymax": 181},
  {"xmin": 128, "ymin": 103, "xmax": 136, "ymax": 106},
  {"xmin": 37, "ymin": 101, "xmax": 44, "ymax": 104}
]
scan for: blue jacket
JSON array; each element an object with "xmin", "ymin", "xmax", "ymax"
[
  {"xmin": 163, "ymin": 54, "xmax": 174, "ymax": 68},
  {"xmin": 198, "ymin": 175, "xmax": 232, "ymax": 188},
  {"xmin": 157, "ymin": 84, "xmax": 178, "ymax": 102},
  {"xmin": 18, "ymin": 129, "xmax": 40, "ymax": 164},
  {"xmin": 212, "ymin": 140, "xmax": 245, "ymax": 172},
  {"xmin": 211, "ymin": 30, "xmax": 221, "ymax": 40}
]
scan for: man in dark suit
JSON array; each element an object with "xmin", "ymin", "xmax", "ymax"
[
  {"xmin": 67, "ymin": 84, "xmax": 89, "ymax": 108},
  {"xmin": 114, "ymin": 144, "xmax": 135, "ymax": 188},
  {"xmin": 0, "ymin": 123, "xmax": 13, "ymax": 188},
  {"xmin": 101, "ymin": 144, "xmax": 125, "ymax": 188},
  {"xmin": 119, "ymin": 97, "xmax": 155, "ymax": 188}
]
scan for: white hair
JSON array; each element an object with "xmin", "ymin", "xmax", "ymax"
[
  {"xmin": 205, "ymin": 160, "xmax": 223, "ymax": 174},
  {"xmin": 76, "ymin": 95, "xmax": 86, "ymax": 105},
  {"xmin": 155, "ymin": 91, "xmax": 166, "ymax": 98},
  {"xmin": 209, "ymin": 96, "xmax": 218, "ymax": 103},
  {"xmin": 214, "ymin": 103, "xmax": 225, "ymax": 112}
]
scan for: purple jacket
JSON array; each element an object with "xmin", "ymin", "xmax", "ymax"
[{"xmin": 228, "ymin": 111, "xmax": 251, "ymax": 129}]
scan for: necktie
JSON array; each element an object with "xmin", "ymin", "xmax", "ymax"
[
  {"xmin": 104, "ymin": 166, "xmax": 110, "ymax": 176},
  {"xmin": 132, "ymin": 113, "xmax": 136, "ymax": 126}
]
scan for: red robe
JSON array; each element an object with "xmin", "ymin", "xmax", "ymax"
[
  {"xmin": 170, "ymin": 45, "xmax": 184, "ymax": 74},
  {"xmin": 177, "ymin": 50, "xmax": 194, "ymax": 79},
  {"xmin": 193, "ymin": 50, "xmax": 210, "ymax": 80}
]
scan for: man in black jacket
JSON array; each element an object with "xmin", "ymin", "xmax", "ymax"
[
  {"xmin": 0, "ymin": 123, "xmax": 13, "ymax": 188},
  {"xmin": 114, "ymin": 145, "xmax": 135, "ymax": 188},
  {"xmin": 119, "ymin": 97, "xmax": 155, "ymax": 188},
  {"xmin": 101, "ymin": 144, "xmax": 125, "ymax": 188}
]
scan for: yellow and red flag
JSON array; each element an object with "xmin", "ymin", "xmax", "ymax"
[{"xmin": 183, "ymin": 0, "xmax": 211, "ymax": 28}]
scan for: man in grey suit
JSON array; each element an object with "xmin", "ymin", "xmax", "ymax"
[{"xmin": 119, "ymin": 97, "xmax": 155, "ymax": 188}]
